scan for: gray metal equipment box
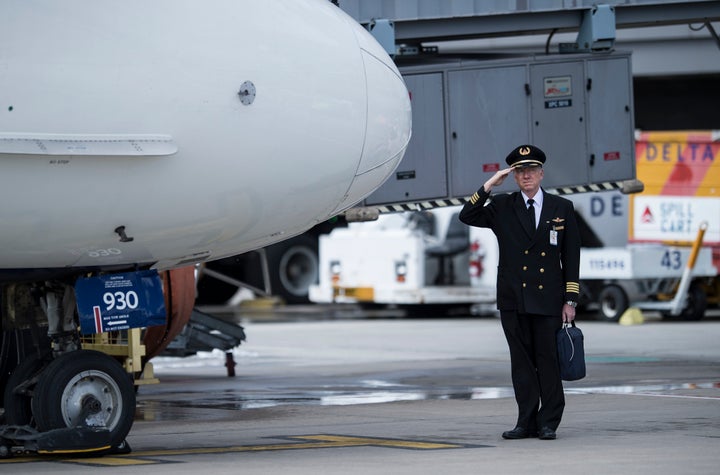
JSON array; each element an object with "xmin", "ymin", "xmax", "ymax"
[{"xmin": 365, "ymin": 51, "xmax": 635, "ymax": 205}]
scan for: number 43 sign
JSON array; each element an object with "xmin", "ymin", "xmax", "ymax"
[{"xmin": 75, "ymin": 270, "xmax": 167, "ymax": 335}]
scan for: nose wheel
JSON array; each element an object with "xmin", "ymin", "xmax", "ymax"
[{"xmin": 30, "ymin": 350, "xmax": 136, "ymax": 449}]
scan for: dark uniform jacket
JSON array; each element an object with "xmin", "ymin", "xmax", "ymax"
[{"xmin": 459, "ymin": 187, "xmax": 581, "ymax": 316}]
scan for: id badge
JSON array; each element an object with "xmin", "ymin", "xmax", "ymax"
[{"xmin": 550, "ymin": 230, "xmax": 558, "ymax": 246}]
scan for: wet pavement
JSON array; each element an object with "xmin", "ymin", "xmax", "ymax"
[
  {"xmin": 135, "ymin": 308, "xmax": 720, "ymax": 417},
  {"xmin": 2, "ymin": 309, "xmax": 719, "ymax": 473}
]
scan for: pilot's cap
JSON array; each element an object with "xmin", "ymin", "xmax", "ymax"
[{"xmin": 506, "ymin": 144, "xmax": 546, "ymax": 169}]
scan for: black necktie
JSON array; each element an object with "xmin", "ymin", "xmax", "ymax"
[{"xmin": 527, "ymin": 198, "xmax": 536, "ymax": 231}]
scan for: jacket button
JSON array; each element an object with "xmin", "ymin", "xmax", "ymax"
[
  {"xmin": 538, "ymin": 285, "xmax": 543, "ymax": 290},
  {"xmin": 522, "ymin": 283, "xmax": 526, "ymax": 288},
  {"xmin": 541, "ymin": 252, "xmax": 546, "ymax": 257},
  {"xmin": 540, "ymin": 268, "xmax": 545, "ymax": 273},
  {"xmin": 524, "ymin": 250, "xmax": 529, "ymax": 255},
  {"xmin": 523, "ymin": 266, "xmax": 527, "ymax": 271}
]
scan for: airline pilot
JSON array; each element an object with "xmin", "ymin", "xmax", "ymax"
[{"xmin": 459, "ymin": 144, "xmax": 581, "ymax": 440}]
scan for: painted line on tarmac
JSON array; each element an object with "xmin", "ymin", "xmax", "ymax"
[
  {"xmin": 566, "ymin": 381, "xmax": 720, "ymax": 399},
  {"xmin": 0, "ymin": 434, "xmax": 489, "ymax": 467},
  {"xmin": 623, "ymin": 393, "xmax": 720, "ymax": 400}
]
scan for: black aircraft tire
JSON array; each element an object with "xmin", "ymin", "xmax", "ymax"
[
  {"xmin": 31, "ymin": 350, "xmax": 136, "ymax": 448},
  {"xmin": 3, "ymin": 351, "xmax": 51, "ymax": 426}
]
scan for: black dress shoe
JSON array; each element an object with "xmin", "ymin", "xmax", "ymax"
[
  {"xmin": 502, "ymin": 427, "xmax": 536, "ymax": 439},
  {"xmin": 538, "ymin": 427, "xmax": 557, "ymax": 440}
]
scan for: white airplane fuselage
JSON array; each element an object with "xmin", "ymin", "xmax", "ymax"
[{"xmin": 0, "ymin": 0, "xmax": 411, "ymax": 278}]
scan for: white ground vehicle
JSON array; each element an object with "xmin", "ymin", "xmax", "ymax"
[{"xmin": 309, "ymin": 207, "xmax": 499, "ymax": 315}]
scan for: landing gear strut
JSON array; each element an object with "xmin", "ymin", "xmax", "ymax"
[{"xmin": 37, "ymin": 282, "xmax": 79, "ymax": 355}]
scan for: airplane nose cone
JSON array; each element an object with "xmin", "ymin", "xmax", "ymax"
[
  {"xmin": 356, "ymin": 50, "xmax": 412, "ymax": 175},
  {"xmin": 331, "ymin": 23, "xmax": 412, "ymax": 214}
]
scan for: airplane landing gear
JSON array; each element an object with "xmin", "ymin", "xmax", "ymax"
[
  {"xmin": 31, "ymin": 350, "xmax": 136, "ymax": 449},
  {"xmin": 1, "ymin": 349, "xmax": 132, "ymax": 457},
  {"xmin": 2, "ymin": 268, "xmax": 185, "ymax": 456}
]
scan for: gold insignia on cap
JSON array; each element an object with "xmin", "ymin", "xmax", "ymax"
[{"xmin": 519, "ymin": 146, "xmax": 531, "ymax": 156}]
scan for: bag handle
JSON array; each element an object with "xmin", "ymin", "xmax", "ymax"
[{"xmin": 562, "ymin": 323, "xmax": 575, "ymax": 361}]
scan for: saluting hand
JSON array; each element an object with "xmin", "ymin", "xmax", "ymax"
[{"xmin": 483, "ymin": 167, "xmax": 513, "ymax": 192}]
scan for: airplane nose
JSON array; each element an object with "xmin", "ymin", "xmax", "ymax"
[{"xmin": 331, "ymin": 24, "xmax": 412, "ymax": 214}]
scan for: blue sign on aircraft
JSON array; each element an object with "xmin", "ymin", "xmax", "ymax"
[{"xmin": 75, "ymin": 270, "xmax": 167, "ymax": 335}]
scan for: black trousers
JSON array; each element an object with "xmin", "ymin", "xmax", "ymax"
[{"xmin": 500, "ymin": 310, "xmax": 565, "ymax": 431}]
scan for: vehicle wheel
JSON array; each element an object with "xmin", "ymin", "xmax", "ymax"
[
  {"xmin": 3, "ymin": 351, "xmax": 51, "ymax": 426},
  {"xmin": 679, "ymin": 284, "xmax": 707, "ymax": 321},
  {"xmin": 31, "ymin": 350, "xmax": 135, "ymax": 448},
  {"xmin": 597, "ymin": 284, "xmax": 628, "ymax": 323},
  {"xmin": 265, "ymin": 235, "xmax": 319, "ymax": 304}
]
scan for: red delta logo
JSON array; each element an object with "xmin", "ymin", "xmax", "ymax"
[{"xmin": 641, "ymin": 206, "xmax": 654, "ymax": 224}]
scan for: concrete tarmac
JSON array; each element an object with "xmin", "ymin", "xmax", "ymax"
[{"xmin": 2, "ymin": 312, "xmax": 719, "ymax": 474}]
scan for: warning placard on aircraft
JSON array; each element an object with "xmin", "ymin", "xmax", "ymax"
[{"xmin": 75, "ymin": 270, "xmax": 167, "ymax": 335}]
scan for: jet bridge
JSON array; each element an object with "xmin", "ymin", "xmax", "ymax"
[
  {"xmin": 339, "ymin": 0, "xmax": 720, "ymax": 48},
  {"xmin": 340, "ymin": 0, "xmax": 720, "ymax": 211},
  {"xmin": 363, "ymin": 51, "xmax": 636, "ymax": 211}
]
